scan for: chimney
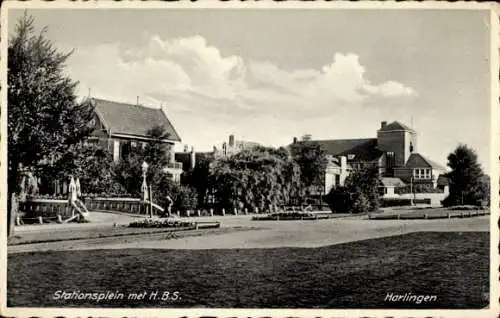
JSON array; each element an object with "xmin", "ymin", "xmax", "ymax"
[
  {"xmin": 293, "ymin": 137, "xmax": 298, "ymax": 144},
  {"xmin": 190, "ymin": 146, "xmax": 196, "ymax": 170},
  {"xmin": 381, "ymin": 121, "xmax": 387, "ymax": 129},
  {"xmin": 229, "ymin": 134, "xmax": 235, "ymax": 147}
]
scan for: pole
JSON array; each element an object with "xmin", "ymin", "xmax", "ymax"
[
  {"xmin": 149, "ymin": 186, "xmax": 153, "ymax": 218},
  {"xmin": 410, "ymin": 176, "xmax": 414, "ymax": 206}
]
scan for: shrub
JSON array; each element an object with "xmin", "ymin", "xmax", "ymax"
[
  {"xmin": 326, "ymin": 186, "xmax": 350, "ymax": 213},
  {"xmin": 351, "ymin": 192, "xmax": 370, "ymax": 214}
]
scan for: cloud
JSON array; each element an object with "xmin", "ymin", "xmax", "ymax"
[
  {"xmin": 119, "ymin": 35, "xmax": 247, "ymax": 100},
  {"xmin": 63, "ymin": 35, "xmax": 416, "ymax": 149}
]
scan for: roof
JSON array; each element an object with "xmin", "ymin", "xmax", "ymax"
[
  {"xmin": 295, "ymin": 138, "xmax": 383, "ymax": 162},
  {"xmin": 91, "ymin": 98, "xmax": 181, "ymax": 142},
  {"xmin": 380, "ymin": 177, "xmax": 406, "ymax": 187},
  {"xmin": 378, "ymin": 121, "xmax": 415, "ymax": 133},
  {"xmin": 404, "ymin": 153, "xmax": 447, "ymax": 171}
]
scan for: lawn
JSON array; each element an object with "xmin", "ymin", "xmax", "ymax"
[{"xmin": 7, "ymin": 231, "xmax": 489, "ymax": 309}]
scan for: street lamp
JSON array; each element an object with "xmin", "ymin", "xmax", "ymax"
[{"xmin": 142, "ymin": 161, "xmax": 149, "ymax": 202}]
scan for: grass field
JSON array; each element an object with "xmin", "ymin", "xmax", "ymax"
[{"xmin": 7, "ymin": 231, "xmax": 489, "ymax": 309}]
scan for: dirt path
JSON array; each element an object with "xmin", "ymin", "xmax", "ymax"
[{"xmin": 8, "ymin": 215, "xmax": 489, "ymax": 253}]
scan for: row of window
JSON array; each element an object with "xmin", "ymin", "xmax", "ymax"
[{"xmin": 413, "ymin": 168, "xmax": 432, "ymax": 179}]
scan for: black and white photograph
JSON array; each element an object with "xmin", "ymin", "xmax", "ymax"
[{"xmin": 1, "ymin": 2, "xmax": 498, "ymax": 317}]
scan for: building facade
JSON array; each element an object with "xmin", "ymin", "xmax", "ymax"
[
  {"xmin": 88, "ymin": 98, "xmax": 183, "ymax": 182},
  {"xmin": 292, "ymin": 121, "xmax": 448, "ymax": 195},
  {"xmin": 213, "ymin": 134, "xmax": 261, "ymax": 158}
]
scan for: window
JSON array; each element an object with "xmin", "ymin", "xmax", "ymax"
[
  {"xmin": 386, "ymin": 152, "xmax": 395, "ymax": 169},
  {"xmin": 348, "ymin": 154, "xmax": 355, "ymax": 160},
  {"xmin": 413, "ymin": 168, "xmax": 432, "ymax": 179}
]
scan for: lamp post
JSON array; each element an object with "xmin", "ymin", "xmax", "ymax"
[{"xmin": 141, "ymin": 161, "xmax": 149, "ymax": 202}]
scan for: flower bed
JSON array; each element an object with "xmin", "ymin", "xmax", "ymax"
[{"xmin": 128, "ymin": 218, "xmax": 196, "ymax": 228}]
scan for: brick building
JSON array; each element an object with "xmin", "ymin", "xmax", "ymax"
[
  {"xmin": 87, "ymin": 98, "xmax": 184, "ymax": 182},
  {"xmin": 292, "ymin": 121, "xmax": 448, "ymax": 195}
]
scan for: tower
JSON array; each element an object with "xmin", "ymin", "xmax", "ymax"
[{"xmin": 377, "ymin": 121, "xmax": 417, "ymax": 169}]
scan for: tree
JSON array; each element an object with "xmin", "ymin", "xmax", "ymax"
[
  {"xmin": 115, "ymin": 125, "xmax": 173, "ymax": 196},
  {"xmin": 289, "ymin": 140, "xmax": 328, "ymax": 194},
  {"xmin": 182, "ymin": 153, "xmax": 214, "ymax": 208},
  {"xmin": 54, "ymin": 143, "xmax": 126, "ymax": 196},
  {"xmin": 442, "ymin": 144, "xmax": 489, "ymax": 206},
  {"xmin": 326, "ymin": 166, "xmax": 381, "ymax": 213},
  {"xmin": 209, "ymin": 146, "xmax": 302, "ymax": 212},
  {"xmin": 114, "ymin": 124, "xmax": 186, "ymax": 213},
  {"xmin": 7, "ymin": 13, "xmax": 94, "ymax": 237}
]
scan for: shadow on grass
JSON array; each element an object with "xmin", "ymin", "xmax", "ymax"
[{"xmin": 7, "ymin": 231, "xmax": 489, "ymax": 309}]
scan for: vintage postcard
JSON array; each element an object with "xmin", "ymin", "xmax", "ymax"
[{"xmin": 1, "ymin": 1, "xmax": 498, "ymax": 317}]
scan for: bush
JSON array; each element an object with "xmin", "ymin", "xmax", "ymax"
[
  {"xmin": 352, "ymin": 193, "xmax": 370, "ymax": 213},
  {"xmin": 326, "ymin": 186, "xmax": 350, "ymax": 213},
  {"xmin": 326, "ymin": 167, "xmax": 380, "ymax": 214}
]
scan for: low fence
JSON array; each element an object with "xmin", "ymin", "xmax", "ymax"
[
  {"xmin": 19, "ymin": 199, "xmax": 72, "ymax": 223},
  {"xmin": 381, "ymin": 198, "xmax": 432, "ymax": 207},
  {"xmin": 398, "ymin": 193, "xmax": 447, "ymax": 206},
  {"xmin": 368, "ymin": 209, "xmax": 490, "ymax": 220},
  {"xmin": 19, "ymin": 197, "xmax": 320, "ymax": 224},
  {"xmin": 18, "ymin": 197, "xmax": 159, "ymax": 223},
  {"xmin": 84, "ymin": 197, "xmax": 151, "ymax": 215}
]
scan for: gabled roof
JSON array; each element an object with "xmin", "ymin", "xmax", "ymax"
[
  {"xmin": 294, "ymin": 138, "xmax": 383, "ymax": 162},
  {"xmin": 405, "ymin": 153, "xmax": 447, "ymax": 171},
  {"xmin": 91, "ymin": 98, "xmax": 181, "ymax": 142},
  {"xmin": 380, "ymin": 177, "xmax": 406, "ymax": 187},
  {"xmin": 378, "ymin": 121, "xmax": 415, "ymax": 133}
]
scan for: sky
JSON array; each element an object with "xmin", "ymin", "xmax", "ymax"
[{"xmin": 8, "ymin": 8, "xmax": 494, "ymax": 173}]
